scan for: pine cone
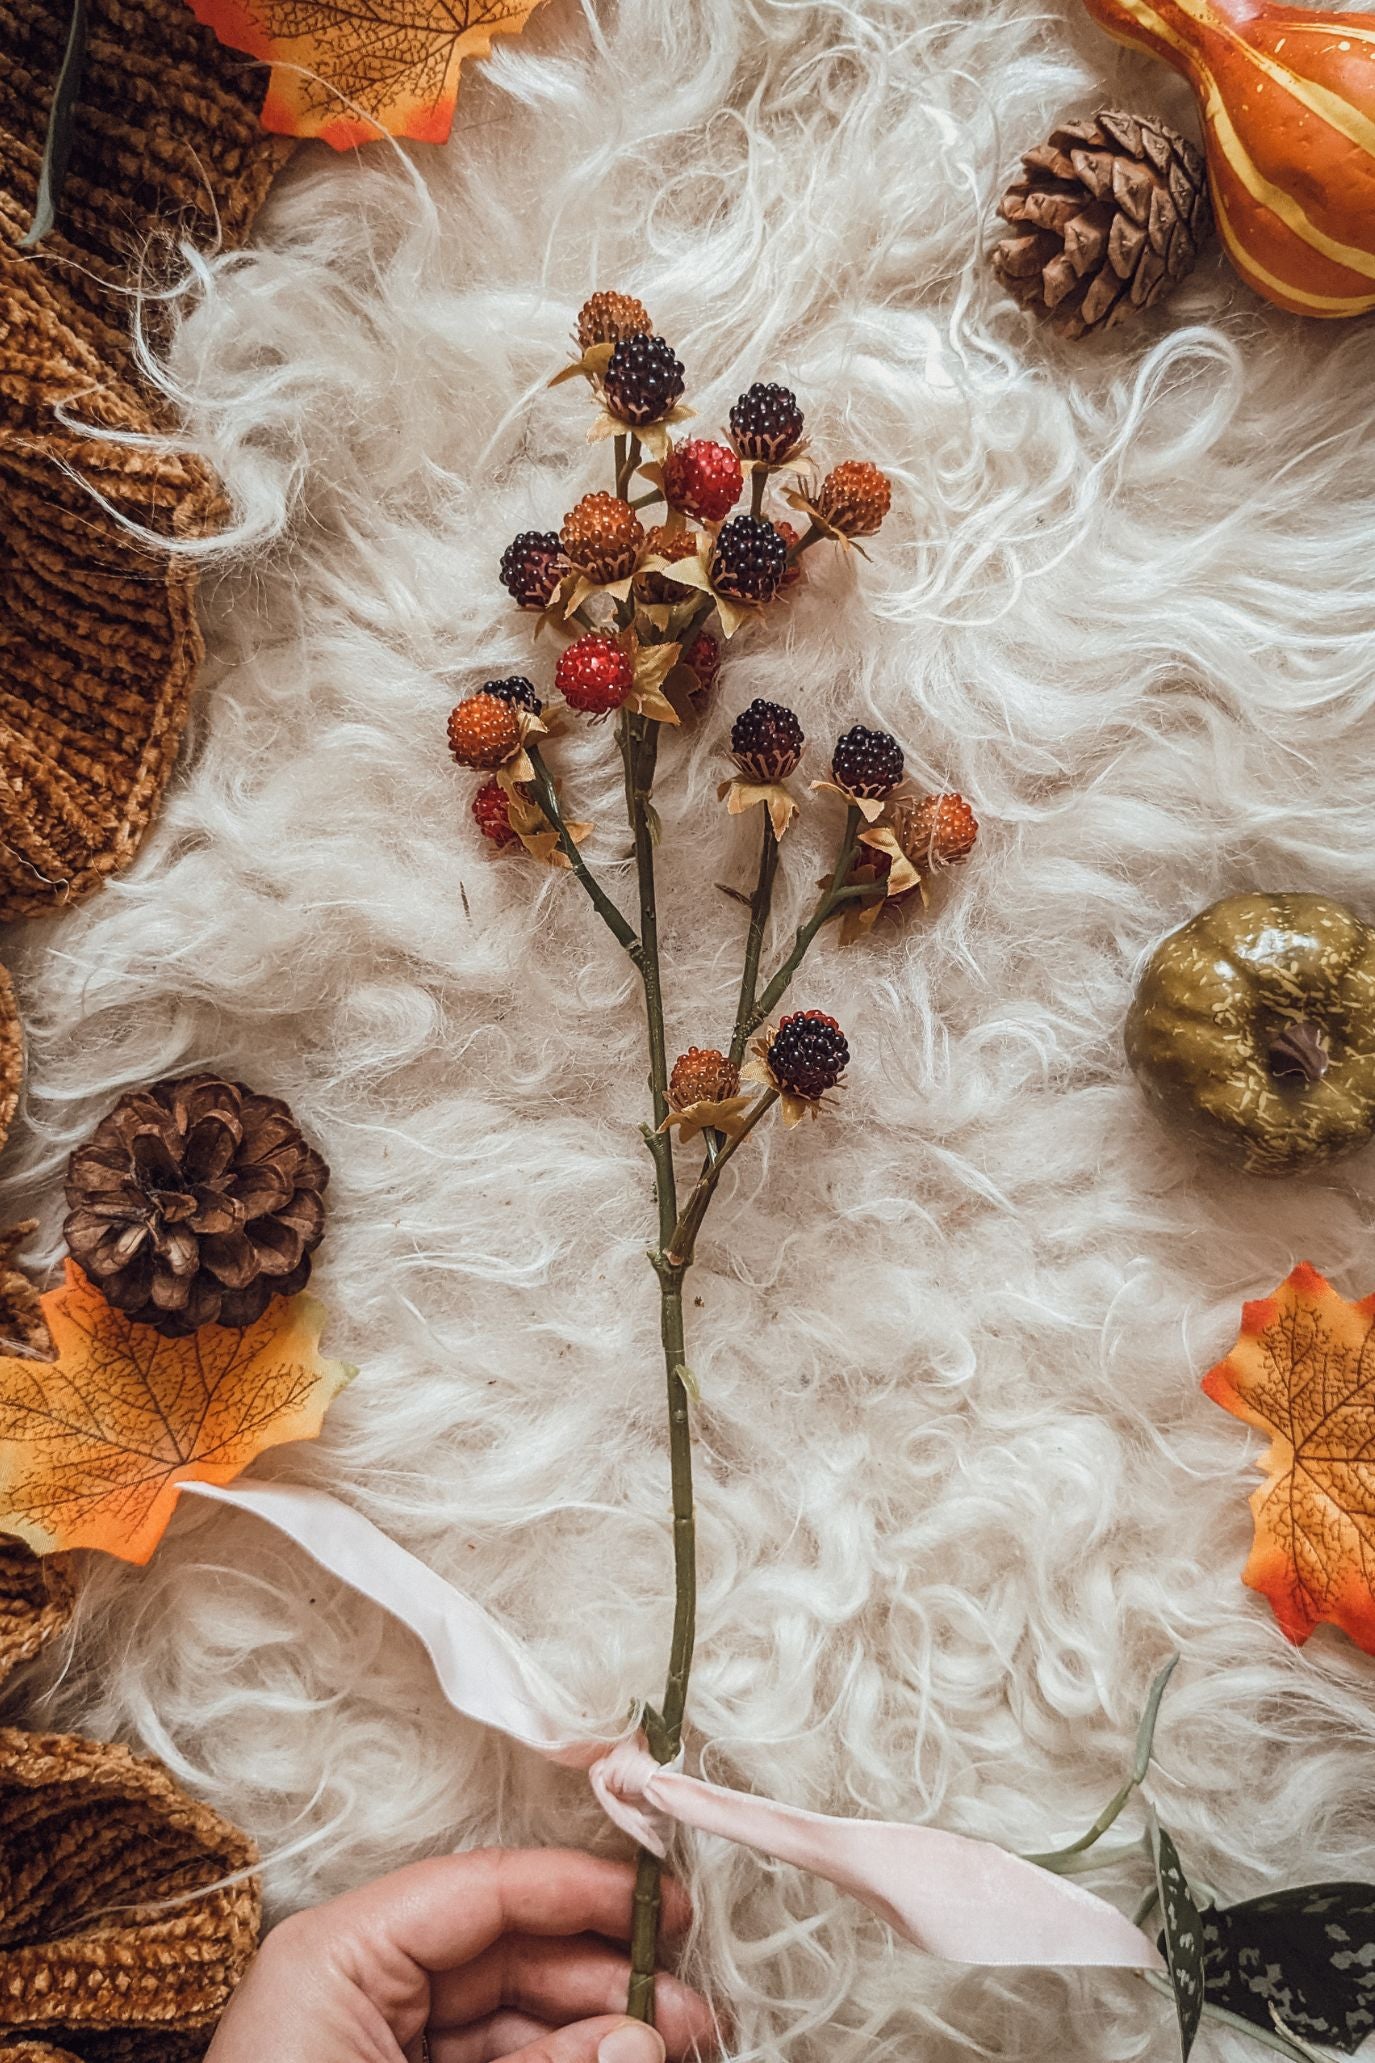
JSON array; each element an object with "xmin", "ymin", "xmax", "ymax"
[
  {"xmin": 991, "ymin": 110, "xmax": 1211, "ymax": 339},
  {"xmin": 64, "ymin": 1075, "xmax": 328, "ymax": 1337}
]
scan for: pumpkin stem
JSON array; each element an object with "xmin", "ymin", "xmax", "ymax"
[{"xmin": 1267, "ymin": 1021, "xmax": 1330, "ymax": 1085}]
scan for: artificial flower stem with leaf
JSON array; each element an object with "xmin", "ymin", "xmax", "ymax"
[{"xmin": 1023, "ymin": 1655, "xmax": 1179, "ymax": 1873}]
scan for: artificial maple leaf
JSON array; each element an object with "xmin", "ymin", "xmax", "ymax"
[
  {"xmin": 0, "ymin": 1263, "xmax": 351, "ymax": 1566},
  {"xmin": 184, "ymin": 0, "xmax": 549, "ymax": 149},
  {"xmin": 1203, "ymin": 1262, "xmax": 1375, "ymax": 1652}
]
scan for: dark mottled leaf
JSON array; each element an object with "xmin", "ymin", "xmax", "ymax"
[
  {"xmin": 1198, "ymin": 1883, "xmax": 1375, "ymax": 2055},
  {"xmin": 1152, "ymin": 1816, "xmax": 1206, "ymax": 2059}
]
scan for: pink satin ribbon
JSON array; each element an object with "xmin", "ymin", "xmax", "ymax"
[{"xmin": 181, "ymin": 1479, "xmax": 1161, "ymax": 1973}]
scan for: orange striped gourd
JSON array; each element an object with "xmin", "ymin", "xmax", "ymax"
[{"xmin": 1080, "ymin": 0, "xmax": 1375, "ymax": 316}]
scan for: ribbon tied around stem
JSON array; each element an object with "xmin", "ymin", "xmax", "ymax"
[{"xmin": 181, "ymin": 1479, "xmax": 1161, "ymax": 1975}]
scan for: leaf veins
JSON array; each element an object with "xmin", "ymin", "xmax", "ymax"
[
  {"xmin": 185, "ymin": 0, "xmax": 550, "ymax": 148},
  {"xmin": 0, "ymin": 1262, "xmax": 351, "ymax": 1564},
  {"xmin": 1203, "ymin": 1261, "xmax": 1375, "ymax": 1653}
]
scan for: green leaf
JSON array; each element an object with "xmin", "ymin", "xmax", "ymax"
[
  {"xmin": 1151, "ymin": 1814, "xmax": 1206, "ymax": 2061},
  {"xmin": 20, "ymin": 0, "xmax": 87, "ymax": 250},
  {"xmin": 1131, "ymin": 1654, "xmax": 1179, "ymax": 1782},
  {"xmin": 1024, "ymin": 1654, "xmax": 1179, "ymax": 1871}
]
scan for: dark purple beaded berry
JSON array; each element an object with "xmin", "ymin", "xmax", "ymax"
[
  {"xmin": 710, "ymin": 515, "xmax": 788, "ymax": 605},
  {"xmin": 602, "ymin": 333, "xmax": 686, "ymax": 427},
  {"xmin": 730, "ymin": 699, "xmax": 804, "ymax": 783},
  {"xmin": 769, "ymin": 1011, "xmax": 849, "ymax": 1100},
  {"xmin": 483, "ymin": 676, "xmax": 543, "ymax": 717},
  {"xmin": 831, "ymin": 725, "xmax": 904, "ymax": 799},
  {"xmin": 499, "ymin": 531, "xmax": 568, "ymax": 611},
  {"xmin": 728, "ymin": 382, "xmax": 805, "ymax": 465}
]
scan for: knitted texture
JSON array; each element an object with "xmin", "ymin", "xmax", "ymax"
[
  {"xmin": 0, "ymin": 1728, "xmax": 260, "ymax": 2058},
  {"xmin": 0, "ymin": 1539, "xmax": 70, "ymax": 1690},
  {"xmin": 0, "ymin": 1225, "xmax": 50, "ymax": 1361},
  {"xmin": 0, "ymin": 0, "xmax": 286, "ymax": 920}
]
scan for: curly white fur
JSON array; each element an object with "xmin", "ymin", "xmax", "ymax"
[{"xmin": 6, "ymin": 0, "xmax": 1375, "ymax": 2056}]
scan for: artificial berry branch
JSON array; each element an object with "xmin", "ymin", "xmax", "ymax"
[{"xmin": 451, "ymin": 292, "xmax": 979, "ymax": 2026}]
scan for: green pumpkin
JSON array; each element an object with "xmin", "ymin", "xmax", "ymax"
[{"xmin": 1125, "ymin": 892, "xmax": 1375, "ymax": 1176}]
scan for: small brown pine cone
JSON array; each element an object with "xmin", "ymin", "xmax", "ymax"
[
  {"xmin": 560, "ymin": 493, "xmax": 645, "ymax": 584},
  {"xmin": 669, "ymin": 1049, "xmax": 741, "ymax": 1110},
  {"xmin": 63, "ymin": 1075, "xmax": 329, "ymax": 1337},
  {"xmin": 638, "ymin": 524, "xmax": 700, "ymax": 604},
  {"xmin": 576, "ymin": 290, "xmax": 654, "ymax": 351},
  {"xmin": 990, "ymin": 109, "xmax": 1211, "ymax": 339},
  {"xmin": 816, "ymin": 461, "xmax": 891, "ymax": 540}
]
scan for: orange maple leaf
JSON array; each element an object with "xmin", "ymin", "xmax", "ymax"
[
  {"xmin": 0, "ymin": 1263, "xmax": 352, "ymax": 1565},
  {"xmin": 185, "ymin": 0, "xmax": 549, "ymax": 149},
  {"xmin": 1203, "ymin": 1261, "xmax": 1375, "ymax": 1652}
]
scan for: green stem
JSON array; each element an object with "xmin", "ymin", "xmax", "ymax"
[
  {"xmin": 618, "ymin": 701, "xmax": 681, "ymax": 2027},
  {"xmin": 1023, "ymin": 1657, "xmax": 1179, "ymax": 1871},
  {"xmin": 627, "ymin": 1852, "xmax": 663, "ymax": 2022},
  {"xmin": 525, "ymin": 747, "xmax": 641, "ymax": 962},
  {"xmin": 729, "ymin": 812, "xmax": 779, "ymax": 1068},
  {"xmin": 667, "ymin": 1092, "xmax": 778, "ymax": 1268},
  {"xmin": 749, "ymin": 467, "xmax": 766, "ymax": 519},
  {"xmin": 746, "ymin": 806, "xmax": 861, "ymax": 1037},
  {"xmin": 620, "ymin": 716, "xmax": 677, "ymax": 1189},
  {"xmin": 629, "ymin": 487, "xmax": 664, "ymax": 512},
  {"xmin": 616, "ymin": 433, "xmax": 643, "ymax": 500}
]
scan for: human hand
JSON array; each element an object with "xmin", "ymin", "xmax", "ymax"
[{"xmin": 204, "ymin": 1846, "xmax": 718, "ymax": 2063}]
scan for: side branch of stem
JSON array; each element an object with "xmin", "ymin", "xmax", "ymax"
[
  {"xmin": 746, "ymin": 805, "xmax": 861, "ymax": 1035},
  {"xmin": 526, "ymin": 746, "xmax": 643, "ymax": 963}
]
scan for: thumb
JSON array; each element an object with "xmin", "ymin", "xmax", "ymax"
[{"xmin": 500, "ymin": 2015, "xmax": 667, "ymax": 2063}]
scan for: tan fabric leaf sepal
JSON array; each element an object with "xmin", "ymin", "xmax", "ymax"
[
  {"xmin": 718, "ymin": 778, "xmax": 799, "ymax": 840},
  {"xmin": 659, "ymin": 1095, "xmax": 757, "ymax": 1143},
  {"xmin": 811, "ymin": 780, "xmax": 885, "ymax": 823}
]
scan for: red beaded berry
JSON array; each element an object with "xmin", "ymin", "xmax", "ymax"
[
  {"xmin": 482, "ymin": 675, "xmax": 543, "ymax": 716},
  {"xmin": 816, "ymin": 461, "xmax": 891, "ymax": 539},
  {"xmin": 728, "ymin": 383, "xmax": 806, "ymax": 465},
  {"xmin": 560, "ymin": 493, "xmax": 645, "ymax": 584},
  {"xmin": 669, "ymin": 1048, "xmax": 741, "ymax": 1109},
  {"xmin": 499, "ymin": 532, "xmax": 569, "ymax": 611},
  {"xmin": 556, "ymin": 633, "xmax": 634, "ymax": 716},
  {"xmin": 710, "ymin": 515, "xmax": 789, "ymax": 605},
  {"xmin": 769, "ymin": 1011, "xmax": 850, "ymax": 1100},
  {"xmin": 602, "ymin": 333, "xmax": 686, "ymax": 427},
  {"xmin": 472, "ymin": 780, "xmax": 521, "ymax": 850},
  {"xmin": 684, "ymin": 630, "xmax": 720, "ymax": 697},
  {"xmin": 663, "ymin": 439, "xmax": 743, "ymax": 524},
  {"xmin": 639, "ymin": 524, "xmax": 700, "ymax": 604},
  {"xmin": 447, "ymin": 692, "xmax": 521, "ymax": 770},
  {"xmin": 577, "ymin": 290, "xmax": 654, "ymax": 350},
  {"xmin": 894, "ymin": 792, "xmax": 980, "ymax": 870},
  {"xmin": 730, "ymin": 699, "xmax": 804, "ymax": 782},
  {"xmin": 831, "ymin": 725, "xmax": 904, "ymax": 800}
]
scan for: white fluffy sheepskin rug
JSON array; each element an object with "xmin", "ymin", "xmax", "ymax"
[{"xmin": 7, "ymin": 1, "xmax": 1375, "ymax": 2056}]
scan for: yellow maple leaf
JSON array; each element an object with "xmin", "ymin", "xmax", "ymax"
[
  {"xmin": 185, "ymin": 0, "xmax": 550, "ymax": 149},
  {"xmin": 0, "ymin": 1263, "xmax": 351, "ymax": 1565},
  {"xmin": 1203, "ymin": 1261, "xmax": 1375, "ymax": 1653}
]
